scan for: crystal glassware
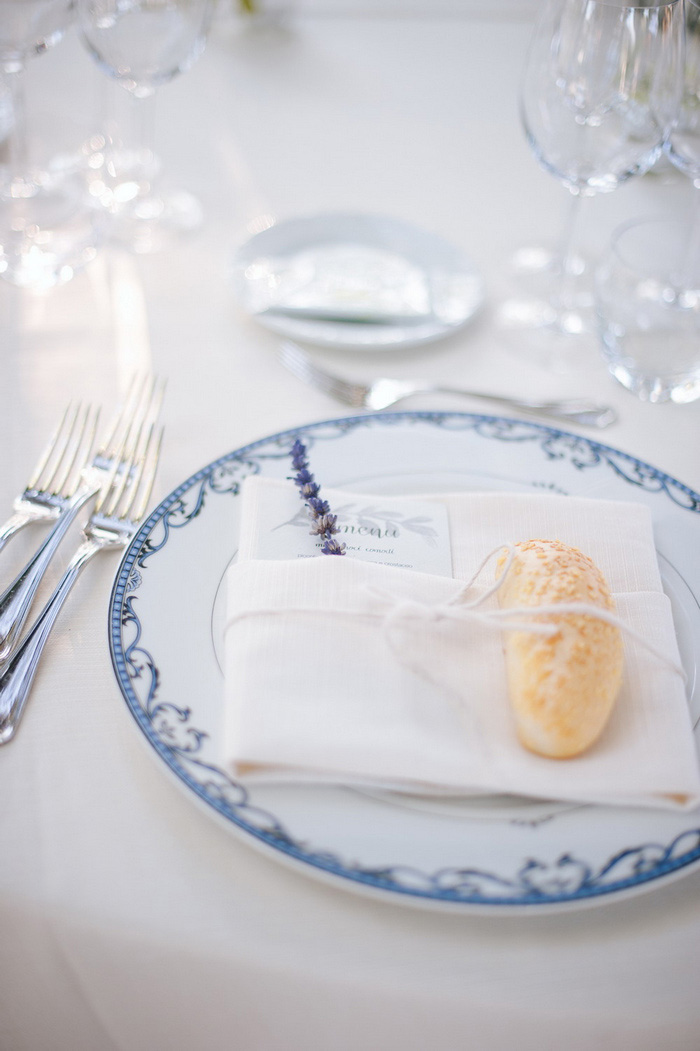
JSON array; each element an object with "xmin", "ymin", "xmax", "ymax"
[
  {"xmin": 78, "ymin": 0, "xmax": 214, "ymax": 254},
  {"xmin": 500, "ymin": 0, "xmax": 684, "ymax": 370},
  {"xmin": 0, "ymin": 0, "xmax": 102, "ymax": 289},
  {"xmin": 595, "ymin": 217, "xmax": 700, "ymax": 403}
]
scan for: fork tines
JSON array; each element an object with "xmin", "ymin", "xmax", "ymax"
[
  {"xmin": 95, "ymin": 374, "xmax": 166, "ymax": 469},
  {"xmin": 95, "ymin": 420, "xmax": 163, "ymax": 525},
  {"xmin": 26, "ymin": 403, "xmax": 100, "ymax": 500}
]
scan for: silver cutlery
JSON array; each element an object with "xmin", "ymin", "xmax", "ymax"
[
  {"xmin": 278, "ymin": 340, "xmax": 618, "ymax": 429},
  {"xmin": 0, "ymin": 403, "xmax": 99, "ymax": 554},
  {"xmin": 0, "ymin": 376, "xmax": 165, "ymax": 665},
  {"xmin": 0, "ymin": 416, "xmax": 163, "ymax": 744}
]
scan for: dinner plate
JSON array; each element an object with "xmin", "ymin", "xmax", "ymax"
[
  {"xmin": 109, "ymin": 413, "xmax": 700, "ymax": 912},
  {"xmin": 231, "ymin": 213, "xmax": 484, "ymax": 351}
]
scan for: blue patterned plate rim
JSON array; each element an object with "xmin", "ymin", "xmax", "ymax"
[{"xmin": 108, "ymin": 411, "xmax": 700, "ymax": 911}]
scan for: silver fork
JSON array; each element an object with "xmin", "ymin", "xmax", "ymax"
[
  {"xmin": 0, "ymin": 376, "xmax": 165, "ymax": 664},
  {"xmin": 0, "ymin": 403, "xmax": 99, "ymax": 554},
  {"xmin": 279, "ymin": 340, "xmax": 618, "ymax": 429},
  {"xmin": 0, "ymin": 418, "xmax": 163, "ymax": 744}
]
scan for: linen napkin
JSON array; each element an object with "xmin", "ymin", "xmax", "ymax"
[{"xmin": 223, "ymin": 483, "xmax": 700, "ymax": 810}]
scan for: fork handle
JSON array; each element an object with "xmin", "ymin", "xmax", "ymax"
[
  {"xmin": 467, "ymin": 394, "xmax": 617, "ymax": 429},
  {"xmin": 0, "ymin": 513, "xmax": 39, "ymax": 554},
  {"xmin": 0, "ymin": 486, "xmax": 97, "ymax": 663},
  {"xmin": 401, "ymin": 385, "xmax": 617, "ymax": 428},
  {"xmin": 466, "ymin": 395, "xmax": 613, "ymax": 426},
  {"xmin": 0, "ymin": 538, "xmax": 101, "ymax": 744}
]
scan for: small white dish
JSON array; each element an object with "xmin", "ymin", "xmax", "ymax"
[{"xmin": 231, "ymin": 213, "xmax": 485, "ymax": 351}]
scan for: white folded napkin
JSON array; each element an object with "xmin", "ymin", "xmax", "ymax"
[{"xmin": 223, "ymin": 488, "xmax": 700, "ymax": 810}]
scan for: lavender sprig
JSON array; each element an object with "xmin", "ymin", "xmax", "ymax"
[{"xmin": 289, "ymin": 438, "xmax": 346, "ymax": 555}]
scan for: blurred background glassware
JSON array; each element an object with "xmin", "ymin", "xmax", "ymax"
[
  {"xmin": 78, "ymin": 0, "xmax": 214, "ymax": 254},
  {"xmin": 595, "ymin": 217, "xmax": 700, "ymax": 403},
  {"xmin": 665, "ymin": 0, "xmax": 700, "ymax": 285},
  {"xmin": 500, "ymin": 0, "xmax": 684, "ymax": 370},
  {"xmin": 0, "ymin": 0, "xmax": 102, "ymax": 290}
]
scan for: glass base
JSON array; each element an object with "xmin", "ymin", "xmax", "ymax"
[
  {"xmin": 498, "ymin": 240, "xmax": 602, "ymax": 372},
  {"xmin": 510, "ymin": 241, "xmax": 584, "ymax": 279},
  {"xmin": 601, "ymin": 328, "xmax": 700, "ymax": 404},
  {"xmin": 496, "ymin": 296, "xmax": 602, "ymax": 373},
  {"xmin": 108, "ymin": 187, "xmax": 203, "ymax": 254},
  {"xmin": 83, "ymin": 142, "xmax": 204, "ymax": 254},
  {"xmin": 0, "ymin": 169, "xmax": 102, "ymax": 290},
  {"xmin": 509, "ymin": 242, "xmax": 590, "ymax": 295},
  {"xmin": 597, "ymin": 218, "xmax": 700, "ymax": 403},
  {"xmin": 605, "ymin": 358, "xmax": 700, "ymax": 404}
]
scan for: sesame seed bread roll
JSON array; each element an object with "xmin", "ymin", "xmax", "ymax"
[{"xmin": 496, "ymin": 539, "xmax": 624, "ymax": 759}]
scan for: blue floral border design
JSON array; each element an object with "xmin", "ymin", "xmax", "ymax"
[{"xmin": 109, "ymin": 411, "xmax": 700, "ymax": 908}]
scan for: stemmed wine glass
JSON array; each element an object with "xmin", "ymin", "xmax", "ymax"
[
  {"xmin": 0, "ymin": 0, "xmax": 102, "ymax": 289},
  {"xmin": 78, "ymin": 0, "xmax": 215, "ymax": 254},
  {"xmin": 500, "ymin": 0, "xmax": 684, "ymax": 370}
]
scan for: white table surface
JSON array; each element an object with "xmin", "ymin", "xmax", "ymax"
[{"xmin": 2, "ymin": 9, "xmax": 700, "ymax": 1050}]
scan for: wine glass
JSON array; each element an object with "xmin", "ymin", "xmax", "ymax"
[
  {"xmin": 78, "ymin": 0, "xmax": 215, "ymax": 254},
  {"xmin": 500, "ymin": 0, "xmax": 684, "ymax": 370},
  {"xmin": 0, "ymin": 0, "xmax": 103, "ymax": 289}
]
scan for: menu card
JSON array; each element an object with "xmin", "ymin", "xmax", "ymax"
[{"xmin": 237, "ymin": 475, "xmax": 453, "ymax": 576}]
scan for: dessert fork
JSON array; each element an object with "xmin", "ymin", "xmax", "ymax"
[
  {"xmin": 278, "ymin": 340, "xmax": 618, "ymax": 429},
  {"xmin": 0, "ymin": 375, "xmax": 165, "ymax": 664},
  {"xmin": 0, "ymin": 419, "xmax": 163, "ymax": 744}
]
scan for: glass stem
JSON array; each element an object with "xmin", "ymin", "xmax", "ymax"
[
  {"xmin": 553, "ymin": 189, "xmax": 585, "ymax": 315},
  {"xmin": 3, "ymin": 62, "xmax": 34, "ymax": 197},
  {"xmin": 131, "ymin": 89, "xmax": 158, "ymax": 193},
  {"xmin": 107, "ymin": 87, "xmax": 159, "ymax": 199},
  {"xmin": 678, "ymin": 180, "xmax": 700, "ymax": 290}
]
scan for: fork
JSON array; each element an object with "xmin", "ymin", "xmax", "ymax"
[
  {"xmin": 0, "ymin": 418, "xmax": 163, "ymax": 744},
  {"xmin": 278, "ymin": 340, "xmax": 618, "ymax": 429},
  {"xmin": 0, "ymin": 402, "xmax": 99, "ymax": 555},
  {"xmin": 0, "ymin": 376, "xmax": 164, "ymax": 665}
]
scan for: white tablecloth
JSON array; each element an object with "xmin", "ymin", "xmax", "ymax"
[{"xmin": 2, "ymin": 8, "xmax": 700, "ymax": 1050}]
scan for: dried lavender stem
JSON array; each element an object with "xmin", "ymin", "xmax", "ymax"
[{"xmin": 289, "ymin": 438, "xmax": 346, "ymax": 556}]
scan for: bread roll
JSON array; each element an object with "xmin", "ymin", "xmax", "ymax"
[{"xmin": 496, "ymin": 539, "xmax": 623, "ymax": 759}]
